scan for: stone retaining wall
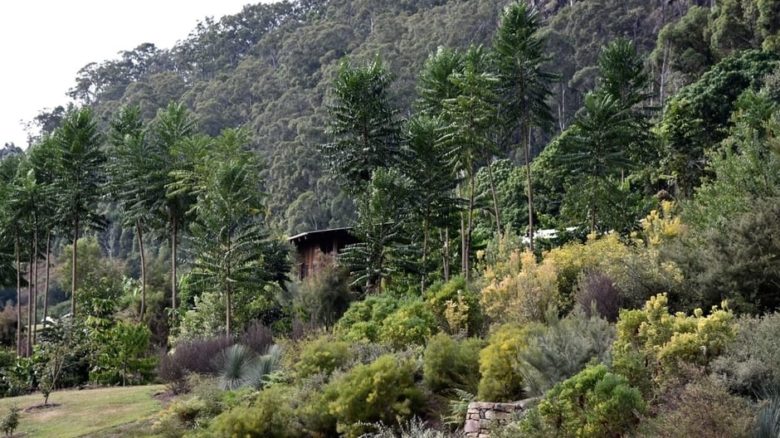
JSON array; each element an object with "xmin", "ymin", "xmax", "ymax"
[{"xmin": 463, "ymin": 400, "xmax": 531, "ymax": 438}]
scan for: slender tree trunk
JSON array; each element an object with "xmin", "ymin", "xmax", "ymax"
[
  {"xmin": 441, "ymin": 228, "xmax": 450, "ymax": 282},
  {"xmin": 43, "ymin": 231, "xmax": 51, "ymax": 329},
  {"xmin": 15, "ymin": 234, "xmax": 21, "ymax": 357},
  {"xmin": 486, "ymin": 160, "xmax": 503, "ymax": 242},
  {"xmin": 136, "ymin": 220, "xmax": 146, "ymax": 320},
  {"xmin": 171, "ymin": 218, "xmax": 178, "ymax": 313},
  {"xmin": 71, "ymin": 218, "xmax": 79, "ymax": 317},
  {"xmin": 27, "ymin": 242, "xmax": 33, "ymax": 356},
  {"xmin": 226, "ymin": 283, "xmax": 232, "ymax": 337},
  {"xmin": 460, "ymin": 213, "xmax": 466, "ymax": 276},
  {"xmin": 465, "ymin": 172, "xmax": 476, "ymax": 282},
  {"xmin": 421, "ymin": 219, "xmax": 429, "ymax": 292},
  {"xmin": 32, "ymin": 229, "xmax": 38, "ymax": 347},
  {"xmin": 523, "ymin": 125, "xmax": 535, "ymax": 252}
]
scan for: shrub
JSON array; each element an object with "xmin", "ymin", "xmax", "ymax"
[
  {"xmin": 481, "ymin": 251, "xmax": 559, "ymax": 325},
  {"xmin": 545, "ymin": 234, "xmax": 683, "ymax": 311},
  {"xmin": 423, "ymin": 333, "xmax": 483, "ymax": 394},
  {"xmin": 518, "ymin": 364, "xmax": 645, "ymax": 437},
  {"xmin": 91, "ymin": 321, "xmax": 155, "ymax": 386},
  {"xmin": 574, "ymin": 270, "xmax": 622, "ymax": 322},
  {"xmin": 335, "ymin": 295, "xmax": 399, "ymax": 343},
  {"xmin": 296, "ymin": 335, "xmax": 352, "ymax": 379},
  {"xmin": 361, "ymin": 417, "xmax": 449, "ymax": 438},
  {"xmin": 378, "ymin": 300, "xmax": 437, "ymax": 349},
  {"xmin": 712, "ymin": 312, "xmax": 780, "ymax": 396},
  {"xmin": 324, "ymin": 354, "xmax": 424, "ymax": 438},
  {"xmin": 424, "ymin": 276, "xmax": 483, "ymax": 336},
  {"xmin": 478, "ymin": 324, "xmax": 541, "ymax": 402},
  {"xmin": 544, "ymin": 234, "xmax": 630, "ymax": 303},
  {"xmin": 636, "ymin": 376, "xmax": 753, "ymax": 438},
  {"xmin": 210, "ymin": 385, "xmax": 301, "ymax": 437},
  {"xmin": 517, "ymin": 308, "xmax": 614, "ymax": 396},
  {"xmin": 612, "ymin": 293, "xmax": 736, "ymax": 393},
  {"xmin": 238, "ymin": 322, "xmax": 274, "ymax": 354},
  {"xmin": 293, "ymin": 254, "xmax": 354, "ymax": 326}
]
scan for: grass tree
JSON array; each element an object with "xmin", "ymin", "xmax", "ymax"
[
  {"xmin": 53, "ymin": 107, "xmax": 105, "ymax": 317},
  {"xmin": 494, "ymin": 2, "xmax": 556, "ymax": 251}
]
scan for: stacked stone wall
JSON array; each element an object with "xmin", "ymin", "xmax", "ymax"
[{"xmin": 463, "ymin": 400, "xmax": 530, "ymax": 437}]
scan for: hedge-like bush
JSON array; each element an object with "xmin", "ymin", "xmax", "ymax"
[
  {"xmin": 378, "ymin": 301, "xmax": 437, "ymax": 349},
  {"xmin": 210, "ymin": 385, "xmax": 301, "ymax": 437},
  {"xmin": 323, "ymin": 354, "xmax": 424, "ymax": 437},
  {"xmin": 519, "ymin": 364, "xmax": 645, "ymax": 437},
  {"xmin": 424, "ymin": 276, "xmax": 483, "ymax": 336},
  {"xmin": 478, "ymin": 324, "xmax": 540, "ymax": 401},
  {"xmin": 296, "ymin": 335, "xmax": 352, "ymax": 379},
  {"xmin": 423, "ymin": 333, "xmax": 483, "ymax": 394}
]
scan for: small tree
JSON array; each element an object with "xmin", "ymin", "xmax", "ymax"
[
  {"xmin": 0, "ymin": 406, "xmax": 19, "ymax": 436},
  {"xmin": 37, "ymin": 344, "xmax": 68, "ymax": 405}
]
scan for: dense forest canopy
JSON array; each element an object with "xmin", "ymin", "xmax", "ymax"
[
  {"xmin": 1, "ymin": 0, "xmax": 780, "ymax": 436},
  {"xmin": 26, "ymin": 0, "xmax": 697, "ymax": 236}
]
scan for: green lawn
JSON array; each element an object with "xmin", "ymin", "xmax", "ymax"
[{"xmin": 0, "ymin": 385, "xmax": 164, "ymax": 437}]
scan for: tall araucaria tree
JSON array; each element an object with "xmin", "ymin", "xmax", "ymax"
[
  {"xmin": 173, "ymin": 129, "xmax": 289, "ymax": 336},
  {"xmin": 27, "ymin": 137, "xmax": 61, "ymax": 331},
  {"xmin": 439, "ymin": 45, "xmax": 498, "ymax": 281},
  {"xmin": 322, "ymin": 56, "xmax": 402, "ymax": 194},
  {"xmin": 152, "ymin": 102, "xmax": 197, "ymax": 315},
  {"xmin": 493, "ymin": 2, "xmax": 556, "ymax": 252},
  {"xmin": 107, "ymin": 106, "xmax": 166, "ymax": 319},
  {"xmin": 52, "ymin": 107, "xmax": 105, "ymax": 317},
  {"xmin": 0, "ymin": 155, "xmax": 24, "ymax": 355}
]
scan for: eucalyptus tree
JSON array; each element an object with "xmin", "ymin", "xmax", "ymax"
[
  {"xmin": 439, "ymin": 46, "xmax": 498, "ymax": 280},
  {"xmin": 175, "ymin": 129, "xmax": 284, "ymax": 336},
  {"xmin": 493, "ymin": 1, "xmax": 556, "ymax": 252},
  {"xmin": 151, "ymin": 102, "xmax": 197, "ymax": 313},
  {"xmin": 52, "ymin": 107, "xmax": 105, "ymax": 317},
  {"xmin": 107, "ymin": 106, "xmax": 166, "ymax": 319}
]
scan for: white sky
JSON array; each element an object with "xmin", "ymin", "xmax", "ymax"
[{"xmin": 0, "ymin": 0, "xmax": 269, "ymax": 148}]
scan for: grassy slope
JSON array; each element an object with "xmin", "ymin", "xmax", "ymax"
[{"xmin": 0, "ymin": 385, "xmax": 164, "ymax": 437}]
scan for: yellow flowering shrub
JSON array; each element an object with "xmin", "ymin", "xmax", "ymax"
[
  {"xmin": 477, "ymin": 323, "xmax": 543, "ymax": 401},
  {"xmin": 480, "ymin": 251, "xmax": 559, "ymax": 325},
  {"xmin": 544, "ymin": 234, "xmax": 631, "ymax": 300},
  {"xmin": 642, "ymin": 201, "xmax": 684, "ymax": 246},
  {"xmin": 612, "ymin": 293, "xmax": 736, "ymax": 392}
]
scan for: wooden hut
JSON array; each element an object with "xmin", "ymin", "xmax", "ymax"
[{"xmin": 288, "ymin": 227, "xmax": 358, "ymax": 279}]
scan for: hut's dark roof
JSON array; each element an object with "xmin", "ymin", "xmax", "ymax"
[{"xmin": 288, "ymin": 227, "xmax": 354, "ymax": 245}]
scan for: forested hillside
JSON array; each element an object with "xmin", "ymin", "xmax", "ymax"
[
  {"xmin": 2, "ymin": 0, "xmax": 780, "ymax": 436},
  {"xmin": 29, "ymin": 0, "xmax": 690, "ymax": 235}
]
